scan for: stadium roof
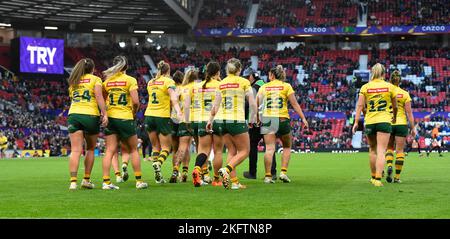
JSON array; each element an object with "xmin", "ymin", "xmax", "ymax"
[{"xmin": 0, "ymin": 0, "xmax": 192, "ymax": 34}]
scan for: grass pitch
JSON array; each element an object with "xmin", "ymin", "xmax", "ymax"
[{"xmin": 0, "ymin": 152, "xmax": 448, "ymax": 219}]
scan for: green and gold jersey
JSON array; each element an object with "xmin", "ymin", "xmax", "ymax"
[{"xmin": 68, "ymin": 74, "xmax": 103, "ymax": 116}]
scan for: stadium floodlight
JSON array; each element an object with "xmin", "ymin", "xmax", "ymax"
[
  {"xmin": 136, "ymin": 42, "xmax": 139, "ymax": 46},
  {"xmin": 156, "ymin": 45, "xmax": 161, "ymax": 50},
  {"xmin": 44, "ymin": 26, "xmax": 58, "ymax": 30},
  {"xmin": 146, "ymin": 38, "xmax": 153, "ymax": 43},
  {"xmin": 134, "ymin": 30, "xmax": 148, "ymax": 34},
  {"xmin": 0, "ymin": 23, "xmax": 11, "ymax": 27},
  {"xmin": 119, "ymin": 42, "xmax": 126, "ymax": 48},
  {"xmin": 151, "ymin": 30, "xmax": 164, "ymax": 34},
  {"xmin": 93, "ymin": 28, "xmax": 107, "ymax": 32}
]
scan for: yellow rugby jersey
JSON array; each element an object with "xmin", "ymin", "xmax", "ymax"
[
  {"xmin": 170, "ymin": 83, "xmax": 181, "ymax": 122},
  {"xmin": 103, "ymin": 72, "xmax": 138, "ymax": 120},
  {"xmin": 68, "ymin": 74, "xmax": 102, "ymax": 116},
  {"xmin": 359, "ymin": 79, "xmax": 396, "ymax": 125},
  {"xmin": 392, "ymin": 86, "xmax": 412, "ymax": 126},
  {"xmin": 179, "ymin": 82, "xmax": 195, "ymax": 123},
  {"xmin": 144, "ymin": 76, "xmax": 176, "ymax": 118},
  {"xmin": 191, "ymin": 79, "xmax": 221, "ymax": 122},
  {"xmin": 0, "ymin": 136, "xmax": 7, "ymax": 147},
  {"xmin": 258, "ymin": 80, "xmax": 295, "ymax": 118},
  {"xmin": 218, "ymin": 74, "xmax": 251, "ymax": 121}
]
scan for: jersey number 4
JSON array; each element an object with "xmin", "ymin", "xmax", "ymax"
[
  {"xmin": 73, "ymin": 90, "xmax": 91, "ymax": 102},
  {"xmin": 109, "ymin": 93, "xmax": 127, "ymax": 106}
]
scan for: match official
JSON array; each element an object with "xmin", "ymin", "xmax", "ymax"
[{"xmin": 243, "ymin": 69, "xmax": 277, "ymax": 180}]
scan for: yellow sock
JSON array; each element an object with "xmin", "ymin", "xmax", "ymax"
[
  {"xmin": 265, "ymin": 173, "xmax": 272, "ymax": 178},
  {"xmin": 231, "ymin": 177, "xmax": 239, "ymax": 184},
  {"xmin": 83, "ymin": 174, "xmax": 90, "ymax": 180},
  {"xmin": 135, "ymin": 171, "xmax": 142, "ymax": 182},
  {"xmin": 385, "ymin": 149, "xmax": 394, "ymax": 167},
  {"xmin": 157, "ymin": 150, "xmax": 169, "ymax": 164},
  {"xmin": 375, "ymin": 173, "xmax": 382, "ymax": 181},
  {"xmin": 395, "ymin": 153, "xmax": 405, "ymax": 179},
  {"xmin": 70, "ymin": 176, "xmax": 77, "ymax": 183},
  {"xmin": 182, "ymin": 166, "xmax": 188, "ymax": 173},
  {"xmin": 115, "ymin": 171, "xmax": 121, "ymax": 177},
  {"xmin": 151, "ymin": 151, "xmax": 160, "ymax": 162},
  {"xmin": 371, "ymin": 172, "xmax": 376, "ymax": 179},
  {"xmin": 194, "ymin": 166, "xmax": 201, "ymax": 172},
  {"xmin": 173, "ymin": 165, "xmax": 179, "ymax": 172},
  {"xmin": 103, "ymin": 176, "xmax": 111, "ymax": 185},
  {"xmin": 225, "ymin": 164, "xmax": 234, "ymax": 173},
  {"xmin": 281, "ymin": 167, "xmax": 287, "ymax": 174}
]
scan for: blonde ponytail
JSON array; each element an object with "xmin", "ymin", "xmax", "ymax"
[
  {"xmin": 226, "ymin": 58, "xmax": 242, "ymax": 75},
  {"xmin": 154, "ymin": 60, "xmax": 170, "ymax": 80},
  {"xmin": 370, "ymin": 63, "xmax": 385, "ymax": 81},
  {"xmin": 103, "ymin": 56, "xmax": 128, "ymax": 80},
  {"xmin": 68, "ymin": 58, "xmax": 94, "ymax": 86},
  {"xmin": 182, "ymin": 69, "xmax": 198, "ymax": 86}
]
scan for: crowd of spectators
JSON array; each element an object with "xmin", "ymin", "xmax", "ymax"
[
  {"xmin": 197, "ymin": 0, "xmax": 449, "ymax": 29},
  {"xmin": 0, "ymin": 40, "xmax": 449, "ymax": 154}
]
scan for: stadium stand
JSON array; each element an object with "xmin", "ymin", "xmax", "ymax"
[{"xmin": 1, "ymin": 41, "xmax": 448, "ymax": 151}]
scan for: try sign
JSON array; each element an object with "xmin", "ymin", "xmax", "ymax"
[{"xmin": 20, "ymin": 37, "xmax": 64, "ymax": 74}]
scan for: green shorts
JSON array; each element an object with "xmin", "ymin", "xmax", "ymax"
[
  {"xmin": 364, "ymin": 123, "xmax": 392, "ymax": 136},
  {"xmin": 172, "ymin": 120, "xmax": 179, "ymax": 136},
  {"xmin": 177, "ymin": 123, "xmax": 193, "ymax": 137},
  {"xmin": 261, "ymin": 117, "xmax": 291, "ymax": 136},
  {"xmin": 212, "ymin": 120, "xmax": 248, "ymax": 136},
  {"xmin": 391, "ymin": 125, "xmax": 408, "ymax": 137},
  {"xmin": 193, "ymin": 121, "xmax": 209, "ymax": 137},
  {"xmin": 145, "ymin": 116, "xmax": 173, "ymax": 136},
  {"xmin": 67, "ymin": 114, "xmax": 100, "ymax": 134},
  {"xmin": 104, "ymin": 118, "xmax": 137, "ymax": 140}
]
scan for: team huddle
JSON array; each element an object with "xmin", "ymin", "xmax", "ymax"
[{"xmin": 67, "ymin": 56, "xmax": 308, "ymax": 190}]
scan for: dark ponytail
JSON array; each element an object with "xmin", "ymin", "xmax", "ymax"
[{"xmin": 203, "ymin": 61, "xmax": 220, "ymax": 88}]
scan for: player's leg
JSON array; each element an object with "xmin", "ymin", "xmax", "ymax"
[
  {"xmin": 120, "ymin": 144, "xmax": 131, "ymax": 182},
  {"xmin": 192, "ymin": 134, "xmax": 212, "ymax": 187},
  {"xmin": 124, "ymin": 135, "xmax": 148, "ymax": 189},
  {"xmin": 152, "ymin": 133, "xmax": 172, "ymax": 183},
  {"xmin": 81, "ymin": 133, "xmax": 98, "ymax": 189},
  {"xmin": 263, "ymin": 133, "xmax": 276, "ymax": 183},
  {"xmin": 148, "ymin": 131, "xmax": 161, "ymax": 162},
  {"xmin": 223, "ymin": 134, "xmax": 243, "ymax": 189},
  {"xmin": 374, "ymin": 131, "xmax": 390, "ymax": 187},
  {"xmin": 111, "ymin": 150, "xmax": 122, "ymax": 182},
  {"xmin": 394, "ymin": 136, "xmax": 406, "ymax": 183},
  {"xmin": 279, "ymin": 133, "xmax": 293, "ymax": 183},
  {"xmin": 385, "ymin": 134, "xmax": 395, "ymax": 183},
  {"xmin": 171, "ymin": 133, "xmax": 180, "ymax": 178},
  {"xmin": 171, "ymin": 135, "xmax": 191, "ymax": 183},
  {"xmin": 367, "ymin": 134, "xmax": 377, "ymax": 184},
  {"xmin": 220, "ymin": 132, "xmax": 250, "ymax": 189},
  {"xmin": 212, "ymin": 134, "xmax": 224, "ymax": 186},
  {"xmin": 102, "ymin": 134, "xmax": 120, "ymax": 190},
  {"xmin": 68, "ymin": 130, "xmax": 84, "ymax": 189}
]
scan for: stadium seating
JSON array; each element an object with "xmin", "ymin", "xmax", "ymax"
[
  {"xmin": 197, "ymin": 0, "xmax": 449, "ymax": 29},
  {"xmin": 0, "ymin": 42, "xmax": 448, "ymax": 151}
]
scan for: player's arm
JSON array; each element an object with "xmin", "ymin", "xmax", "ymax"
[
  {"xmin": 256, "ymin": 91, "xmax": 263, "ymax": 125},
  {"xmin": 183, "ymin": 90, "xmax": 191, "ymax": 123},
  {"xmin": 206, "ymin": 90, "xmax": 222, "ymax": 132},
  {"xmin": 391, "ymin": 94, "xmax": 398, "ymax": 124},
  {"xmin": 94, "ymin": 84, "xmax": 108, "ymax": 126},
  {"xmin": 168, "ymin": 88, "xmax": 182, "ymax": 120},
  {"xmin": 288, "ymin": 93, "xmax": 308, "ymax": 129},
  {"xmin": 246, "ymin": 88, "xmax": 257, "ymax": 126},
  {"xmin": 130, "ymin": 89, "xmax": 140, "ymax": 118},
  {"xmin": 352, "ymin": 94, "xmax": 365, "ymax": 134},
  {"xmin": 405, "ymin": 101, "xmax": 416, "ymax": 137}
]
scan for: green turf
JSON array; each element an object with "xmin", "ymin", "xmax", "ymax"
[{"xmin": 0, "ymin": 152, "xmax": 448, "ymax": 218}]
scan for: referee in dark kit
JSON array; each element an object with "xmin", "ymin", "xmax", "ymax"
[{"xmin": 243, "ymin": 68, "xmax": 277, "ymax": 180}]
